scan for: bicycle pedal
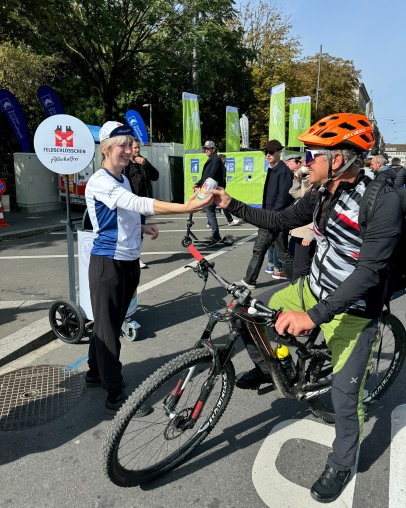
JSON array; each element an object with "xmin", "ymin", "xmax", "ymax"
[
  {"xmin": 257, "ymin": 384, "xmax": 276, "ymax": 395},
  {"xmin": 296, "ymin": 347, "xmax": 313, "ymax": 360}
]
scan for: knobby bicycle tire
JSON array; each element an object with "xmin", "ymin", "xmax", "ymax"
[
  {"xmin": 101, "ymin": 348, "xmax": 235, "ymax": 487},
  {"xmin": 307, "ymin": 313, "xmax": 406, "ymax": 423}
]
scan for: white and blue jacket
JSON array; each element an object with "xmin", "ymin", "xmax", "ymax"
[{"xmin": 85, "ymin": 168, "xmax": 155, "ymax": 261}]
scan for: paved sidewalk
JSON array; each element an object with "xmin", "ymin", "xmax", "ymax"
[
  {"xmin": 0, "ymin": 207, "xmax": 83, "ymax": 367},
  {"xmin": 0, "ymin": 207, "xmax": 83, "ymax": 242}
]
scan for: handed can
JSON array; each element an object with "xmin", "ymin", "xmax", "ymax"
[{"xmin": 197, "ymin": 178, "xmax": 218, "ymax": 200}]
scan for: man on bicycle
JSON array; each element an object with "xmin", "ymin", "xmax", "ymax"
[{"xmin": 211, "ymin": 113, "xmax": 402, "ymax": 503}]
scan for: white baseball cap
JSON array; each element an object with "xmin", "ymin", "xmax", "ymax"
[{"xmin": 99, "ymin": 121, "xmax": 133, "ymax": 142}]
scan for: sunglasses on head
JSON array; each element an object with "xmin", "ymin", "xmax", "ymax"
[{"xmin": 305, "ymin": 149, "xmax": 329, "ymax": 164}]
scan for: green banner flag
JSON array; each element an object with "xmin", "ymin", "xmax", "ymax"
[
  {"xmin": 226, "ymin": 106, "xmax": 240, "ymax": 152},
  {"xmin": 185, "ymin": 151, "xmax": 268, "ymax": 205},
  {"xmin": 182, "ymin": 92, "xmax": 201, "ymax": 149},
  {"xmin": 288, "ymin": 96, "xmax": 311, "ymax": 147},
  {"xmin": 269, "ymin": 83, "xmax": 285, "ymax": 145}
]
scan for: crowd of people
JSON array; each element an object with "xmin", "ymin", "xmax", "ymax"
[{"xmin": 84, "ymin": 112, "xmax": 404, "ymax": 504}]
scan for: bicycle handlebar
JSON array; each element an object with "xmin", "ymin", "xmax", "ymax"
[
  {"xmin": 187, "ymin": 245, "xmax": 279, "ymax": 320},
  {"xmin": 187, "ymin": 244, "xmax": 204, "ymax": 262}
]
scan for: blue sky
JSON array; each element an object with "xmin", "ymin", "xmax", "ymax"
[{"xmin": 248, "ymin": 0, "xmax": 406, "ymax": 144}]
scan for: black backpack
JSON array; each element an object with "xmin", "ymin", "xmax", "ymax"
[{"xmin": 358, "ymin": 170, "xmax": 406, "ymax": 298}]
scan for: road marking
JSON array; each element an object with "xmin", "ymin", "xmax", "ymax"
[
  {"xmin": 0, "ymin": 255, "xmax": 75, "ymax": 259},
  {"xmin": 0, "ymin": 233, "xmax": 257, "ymax": 260},
  {"xmin": 252, "ymin": 419, "xmax": 356, "ymax": 507},
  {"xmin": 63, "ymin": 354, "xmax": 89, "ymax": 374},
  {"xmin": 137, "ymin": 234, "xmax": 257, "ymax": 294},
  {"xmin": 390, "ymin": 404, "xmax": 406, "ymax": 507},
  {"xmin": 0, "ymin": 249, "xmax": 243, "ymax": 260}
]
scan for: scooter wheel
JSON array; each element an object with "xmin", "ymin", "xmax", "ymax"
[
  {"xmin": 222, "ymin": 235, "xmax": 234, "ymax": 246},
  {"xmin": 181, "ymin": 237, "xmax": 193, "ymax": 248},
  {"xmin": 122, "ymin": 327, "xmax": 139, "ymax": 342}
]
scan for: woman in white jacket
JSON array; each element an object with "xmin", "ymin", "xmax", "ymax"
[{"xmin": 85, "ymin": 121, "xmax": 210, "ymax": 414}]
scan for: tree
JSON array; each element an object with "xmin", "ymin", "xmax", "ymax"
[
  {"xmin": 3, "ymin": 0, "xmax": 247, "ymax": 124},
  {"xmin": 237, "ymin": 0, "xmax": 301, "ymax": 148},
  {"xmin": 0, "ymin": 42, "xmax": 60, "ymax": 208},
  {"xmin": 293, "ymin": 54, "xmax": 363, "ymax": 122}
]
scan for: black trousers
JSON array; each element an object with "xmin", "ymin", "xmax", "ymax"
[
  {"xmin": 244, "ymin": 228, "xmax": 293, "ymax": 284},
  {"xmin": 239, "ymin": 280, "xmax": 377, "ymax": 470},
  {"xmin": 291, "ymin": 237, "xmax": 316, "ymax": 282},
  {"xmin": 88, "ymin": 255, "xmax": 140, "ymax": 393}
]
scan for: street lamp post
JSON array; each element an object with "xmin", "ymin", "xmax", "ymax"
[
  {"xmin": 315, "ymin": 44, "xmax": 322, "ymax": 118},
  {"xmin": 142, "ymin": 103, "xmax": 152, "ymax": 144}
]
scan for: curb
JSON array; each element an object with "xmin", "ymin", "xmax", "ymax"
[
  {"xmin": 0, "ymin": 317, "xmax": 57, "ymax": 368},
  {"xmin": 0, "ymin": 224, "xmax": 66, "ymax": 242}
]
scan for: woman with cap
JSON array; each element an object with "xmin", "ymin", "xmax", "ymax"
[
  {"xmin": 286, "ymin": 155, "xmax": 315, "ymax": 281},
  {"xmin": 85, "ymin": 121, "xmax": 211, "ymax": 414}
]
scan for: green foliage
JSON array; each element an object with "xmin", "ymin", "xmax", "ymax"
[
  {"xmin": 293, "ymin": 54, "xmax": 363, "ymax": 122},
  {"xmin": 0, "ymin": 42, "xmax": 62, "ymax": 209},
  {"xmin": 0, "ymin": 0, "xmax": 369, "ymax": 207},
  {"xmin": 238, "ymin": 1, "xmax": 301, "ymax": 148}
]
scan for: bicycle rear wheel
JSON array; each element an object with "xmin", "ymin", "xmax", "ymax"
[
  {"xmin": 307, "ymin": 313, "xmax": 406, "ymax": 423},
  {"xmin": 102, "ymin": 348, "xmax": 235, "ymax": 486}
]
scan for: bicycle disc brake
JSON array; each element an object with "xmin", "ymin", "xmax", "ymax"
[{"xmin": 164, "ymin": 408, "xmax": 194, "ymax": 440}]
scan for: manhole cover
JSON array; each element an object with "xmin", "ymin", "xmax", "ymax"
[{"xmin": 0, "ymin": 365, "xmax": 85, "ymax": 431}]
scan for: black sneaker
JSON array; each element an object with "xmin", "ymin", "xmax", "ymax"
[
  {"xmin": 85, "ymin": 372, "xmax": 126, "ymax": 389},
  {"xmin": 235, "ymin": 368, "xmax": 273, "ymax": 390},
  {"xmin": 105, "ymin": 390, "xmax": 128, "ymax": 414},
  {"xmin": 85, "ymin": 371, "xmax": 101, "ymax": 388},
  {"xmin": 310, "ymin": 465, "xmax": 351, "ymax": 503},
  {"xmin": 133, "ymin": 403, "xmax": 153, "ymax": 417}
]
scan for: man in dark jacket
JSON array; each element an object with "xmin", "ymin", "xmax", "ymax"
[
  {"xmin": 389, "ymin": 157, "xmax": 406, "ymax": 187},
  {"xmin": 236, "ymin": 139, "xmax": 293, "ymax": 291},
  {"xmin": 211, "ymin": 113, "xmax": 401, "ymax": 503},
  {"xmin": 195, "ymin": 140, "xmax": 225, "ymax": 245},
  {"xmin": 123, "ymin": 138, "xmax": 159, "ymax": 267}
]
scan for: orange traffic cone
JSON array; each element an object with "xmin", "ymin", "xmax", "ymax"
[{"xmin": 0, "ymin": 196, "xmax": 10, "ymax": 227}]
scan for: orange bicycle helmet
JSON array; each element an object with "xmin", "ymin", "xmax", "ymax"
[{"xmin": 298, "ymin": 113, "xmax": 375, "ymax": 152}]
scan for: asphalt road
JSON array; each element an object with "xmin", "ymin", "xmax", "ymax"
[{"xmin": 1, "ymin": 213, "xmax": 406, "ymax": 508}]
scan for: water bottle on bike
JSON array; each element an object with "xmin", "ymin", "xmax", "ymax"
[{"xmin": 274, "ymin": 344, "xmax": 297, "ymax": 383}]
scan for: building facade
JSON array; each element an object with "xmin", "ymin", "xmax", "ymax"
[{"xmin": 384, "ymin": 144, "xmax": 406, "ymax": 165}]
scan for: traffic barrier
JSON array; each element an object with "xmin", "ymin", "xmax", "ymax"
[{"xmin": 0, "ymin": 195, "xmax": 10, "ymax": 227}]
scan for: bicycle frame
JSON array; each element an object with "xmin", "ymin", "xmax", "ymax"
[{"xmin": 162, "ymin": 247, "xmax": 334, "ymax": 429}]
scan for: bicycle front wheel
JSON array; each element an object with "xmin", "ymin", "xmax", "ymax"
[
  {"xmin": 307, "ymin": 312, "xmax": 406, "ymax": 423},
  {"xmin": 102, "ymin": 348, "xmax": 235, "ymax": 486}
]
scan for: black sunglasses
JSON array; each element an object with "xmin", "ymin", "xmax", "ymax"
[{"xmin": 263, "ymin": 149, "xmax": 278, "ymax": 155}]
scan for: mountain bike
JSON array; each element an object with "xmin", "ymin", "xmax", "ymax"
[{"xmin": 102, "ymin": 245, "xmax": 406, "ymax": 487}]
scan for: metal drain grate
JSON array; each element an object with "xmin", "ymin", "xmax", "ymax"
[{"xmin": 0, "ymin": 365, "xmax": 85, "ymax": 431}]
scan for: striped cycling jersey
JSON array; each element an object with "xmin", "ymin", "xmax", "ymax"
[
  {"xmin": 85, "ymin": 168, "xmax": 155, "ymax": 261},
  {"xmin": 308, "ymin": 178, "xmax": 369, "ymax": 312}
]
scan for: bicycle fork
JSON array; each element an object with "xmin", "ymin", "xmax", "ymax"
[{"xmin": 162, "ymin": 312, "xmax": 237, "ymax": 431}]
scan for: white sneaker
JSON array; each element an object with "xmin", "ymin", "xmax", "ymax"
[
  {"xmin": 207, "ymin": 224, "xmax": 211, "ymax": 228},
  {"xmin": 234, "ymin": 279, "xmax": 256, "ymax": 290},
  {"xmin": 228, "ymin": 219, "xmax": 240, "ymax": 226},
  {"xmin": 139, "ymin": 260, "xmax": 147, "ymax": 269}
]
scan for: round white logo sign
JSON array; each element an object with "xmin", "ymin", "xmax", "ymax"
[{"xmin": 34, "ymin": 114, "xmax": 95, "ymax": 174}]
